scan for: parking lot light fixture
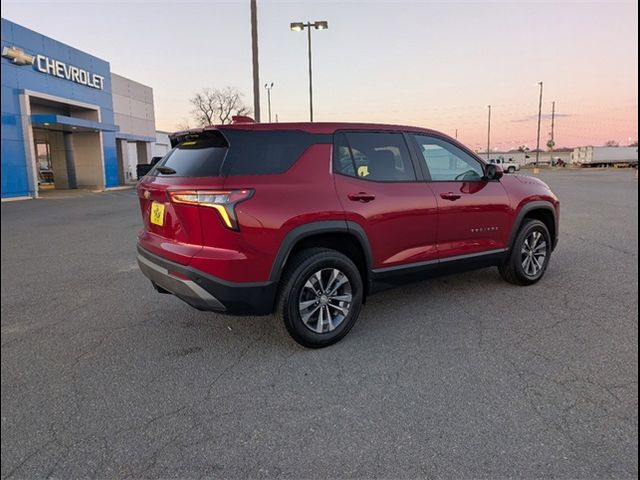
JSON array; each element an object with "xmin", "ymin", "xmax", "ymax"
[
  {"xmin": 264, "ymin": 82, "xmax": 274, "ymax": 122},
  {"xmin": 290, "ymin": 20, "xmax": 329, "ymax": 121}
]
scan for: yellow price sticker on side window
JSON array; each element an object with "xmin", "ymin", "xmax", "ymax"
[
  {"xmin": 150, "ymin": 202, "xmax": 165, "ymax": 226},
  {"xmin": 357, "ymin": 165, "xmax": 370, "ymax": 177}
]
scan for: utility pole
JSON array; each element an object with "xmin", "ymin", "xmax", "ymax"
[
  {"xmin": 535, "ymin": 81, "xmax": 543, "ymax": 167},
  {"xmin": 455, "ymin": 128, "xmax": 458, "ymax": 140},
  {"xmin": 250, "ymin": 0, "xmax": 261, "ymax": 122},
  {"xmin": 487, "ymin": 105, "xmax": 491, "ymax": 161}
]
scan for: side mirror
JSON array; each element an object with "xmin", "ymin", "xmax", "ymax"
[{"xmin": 485, "ymin": 163, "xmax": 503, "ymax": 181}]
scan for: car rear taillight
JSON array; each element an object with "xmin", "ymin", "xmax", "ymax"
[{"xmin": 168, "ymin": 189, "xmax": 254, "ymax": 230}]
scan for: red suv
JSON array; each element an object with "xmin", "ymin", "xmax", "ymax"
[{"xmin": 137, "ymin": 120, "xmax": 559, "ymax": 347}]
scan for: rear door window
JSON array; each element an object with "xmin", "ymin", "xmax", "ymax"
[{"xmin": 333, "ymin": 132, "xmax": 416, "ymax": 182}]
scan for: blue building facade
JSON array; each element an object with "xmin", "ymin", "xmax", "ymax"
[{"xmin": 1, "ymin": 18, "xmax": 155, "ymax": 199}]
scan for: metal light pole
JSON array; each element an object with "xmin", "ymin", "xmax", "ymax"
[
  {"xmin": 455, "ymin": 128, "xmax": 458, "ymax": 140},
  {"xmin": 250, "ymin": 0, "xmax": 261, "ymax": 122},
  {"xmin": 290, "ymin": 21, "xmax": 328, "ymax": 122},
  {"xmin": 307, "ymin": 25, "xmax": 313, "ymax": 121},
  {"xmin": 264, "ymin": 82, "xmax": 274, "ymax": 122},
  {"xmin": 550, "ymin": 100, "xmax": 555, "ymax": 145},
  {"xmin": 487, "ymin": 105, "xmax": 491, "ymax": 161},
  {"xmin": 535, "ymin": 81, "xmax": 544, "ymax": 167},
  {"xmin": 549, "ymin": 100, "xmax": 555, "ymax": 164}
]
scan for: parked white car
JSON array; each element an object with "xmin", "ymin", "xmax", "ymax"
[{"xmin": 489, "ymin": 157, "xmax": 521, "ymax": 173}]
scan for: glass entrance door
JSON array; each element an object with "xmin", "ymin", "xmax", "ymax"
[{"xmin": 35, "ymin": 141, "xmax": 54, "ymax": 187}]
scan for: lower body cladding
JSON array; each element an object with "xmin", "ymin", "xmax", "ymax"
[
  {"xmin": 136, "ymin": 246, "xmax": 277, "ymax": 315},
  {"xmin": 138, "ymin": 241, "xmax": 556, "ymax": 316},
  {"xmin": 369, "ymin": 248, "xmax": 510, "ymax": 293}
]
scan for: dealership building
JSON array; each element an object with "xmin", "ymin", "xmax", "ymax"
[{"xmin": 1, "ymin": 18, "xmax": 158, "ymax": 199}]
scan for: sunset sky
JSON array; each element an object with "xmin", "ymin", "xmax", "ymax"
[{"xmin": 2, "ymin": 0, "xmax": 637, "ymax": 150}]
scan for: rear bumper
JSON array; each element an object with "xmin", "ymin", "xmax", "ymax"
[{"xmin": 137, "ymin": 245, "xmax": 277, "ymax": 315}]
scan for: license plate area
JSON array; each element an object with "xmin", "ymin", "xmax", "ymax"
[{"xmin": 150, "ymin": 202, "xmax": 165, "ymax": 226}]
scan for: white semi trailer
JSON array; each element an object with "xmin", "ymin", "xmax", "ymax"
[{"xmin": 571, "ymin": 146, "xmax": 638, "ymax": 167}]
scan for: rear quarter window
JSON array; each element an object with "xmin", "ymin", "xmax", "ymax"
[{"xmin": 220, "ymin": 130, "xmax": 331, "ymax": 176}]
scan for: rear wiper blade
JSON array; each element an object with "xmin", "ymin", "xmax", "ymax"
[{"xmin": 156, "ymin": 166, "xmax": 176, "ymax": 175}]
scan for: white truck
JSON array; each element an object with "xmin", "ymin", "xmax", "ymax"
[
  {"xmin": 570, "ymin": 146, "xmax": 638, "ymax": 167},
  {"xmin": 489, "ymin": 156, "xmax": 521, "ymax": 173}
]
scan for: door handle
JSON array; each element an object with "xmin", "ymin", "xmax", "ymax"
[
  {"xmin": 348, "ymin": 192, "xmax": 376, "ymax": 203},
  {"xmin": 440, "ymin": 192, "xmax": 462, "ymax": 201}
]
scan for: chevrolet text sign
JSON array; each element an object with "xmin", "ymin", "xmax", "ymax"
[
  {"xmin": 2, "ymin": 46, "xmax": 105, "ymax": 90},
  {"xmin": 35, "ymin": 55, "xmax": 105, "ymax": 90}
]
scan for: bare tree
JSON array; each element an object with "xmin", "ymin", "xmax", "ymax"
[
  {"xmin": 189, "ymin": 87, "xmax": 251, "ymax": 126},
  {"xmin": 604, "ymin": 140, "xmax": 620, "ymax": 147},
  {"xmin": 517, "ymin": 145, "xmax": 531, "ymax": 161},
  {"xmin": 175, "ymin": 118, "xmax": 193, "ymax": 131}
]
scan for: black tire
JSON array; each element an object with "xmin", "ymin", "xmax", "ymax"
[
  {"xmin": 508, "ymin": 166, "xmax": 516, "ymax": 173},
  {"xmin": 276, "ymin": 247, "xmax": 364, "ymax": 348},
  {"xmin": 498, "ymin": 219, "xmax": 552, "ymax": 286}
]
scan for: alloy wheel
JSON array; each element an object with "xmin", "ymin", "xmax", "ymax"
[
  {"xmin": 521, "ymin": 230, "xmax": 547, "ymax": 277},
  {"xmin": 298, "ymin": 268, "xmax": 353, "ymax": 334}
]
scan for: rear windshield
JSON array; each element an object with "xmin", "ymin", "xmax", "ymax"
[
  {"xmin": 150, "ymin": 129, "xmax": 331, "ymax": 177},
  {"xmin": 151, "ymin": 131, "xmax": 227, "ymax": 177}
]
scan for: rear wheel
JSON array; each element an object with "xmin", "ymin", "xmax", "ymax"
[
  {"xmin": 276, "ymin": 248, "xmax": 363, "ymax": 348},
  {"xmin": 508, "ymin": 166, "xmax": 516, "ymax": 173},
  {"xmin": 499, "ymin": 219, "xmax": 551, "ymax": 285}
]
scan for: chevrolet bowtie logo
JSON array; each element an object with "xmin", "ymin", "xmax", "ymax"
[{"xmin": 2, "ymin": 46, "xmax": 35, "ymax": 66}]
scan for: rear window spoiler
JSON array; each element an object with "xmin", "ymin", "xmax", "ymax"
[
  {"xmin": 169, "ymin": 127, "xmax": 224, "ymax": 148},
  {"xmin": 169, "ymin": 117, "xmax": 255, "ymax": 147},
  {"xmin": 231, "ymin": 115, "xmax": 256, "ymax": 124}
]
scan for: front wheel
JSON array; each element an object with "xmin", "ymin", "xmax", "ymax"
[
  {"xmin": 276, "ymin": 248, "xmax": 364, "ymax": 348},
  {"xmin": 498, "ymin": 219, "xmax": 552, "ymax": 285},
  {"xmin": 508, "ymin": 166, "xmax": 516, "ymax": 173}
]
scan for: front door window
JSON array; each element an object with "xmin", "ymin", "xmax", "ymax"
[{"xmin": 412, "ymin": 135, "xmax": 484, "ymax": 181}]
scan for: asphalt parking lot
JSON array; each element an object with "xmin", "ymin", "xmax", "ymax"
[{"xmin": 1, "ymin": 169, "xmax": 637, "ymax": 479}]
